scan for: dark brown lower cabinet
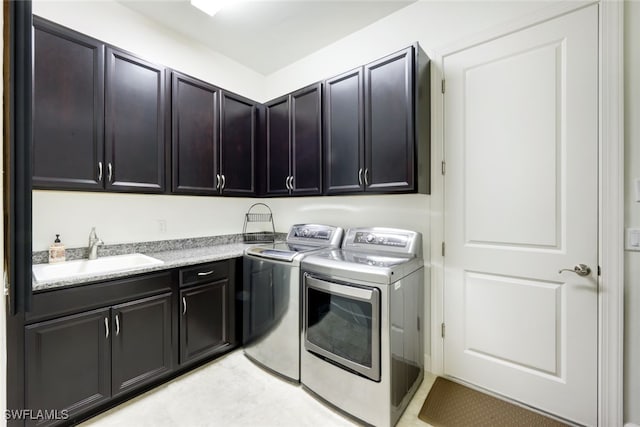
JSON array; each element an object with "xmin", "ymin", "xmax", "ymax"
[
  {"xmin": 111, "ymin": 293, "xmax": 173, "ymax": 397},
  {"xmin": 24, "ymin": 293, "xmax": 173, "ymax": 426},
  {"xmin": 180, "ymin": 280, "xmax": 232, "ymax": 364},
  {"xmin": 25, "ymin": 308, "xmax": 111, "ymax": 427}
]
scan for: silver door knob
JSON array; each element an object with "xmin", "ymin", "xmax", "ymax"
[{"xmin": 558, "ymin": 264, "xmax": 591, "ymax": 276}]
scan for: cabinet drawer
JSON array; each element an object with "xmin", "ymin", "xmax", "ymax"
[{"xmin": 180, "ymin": 260, "xmax": 229, "ymax": 287}]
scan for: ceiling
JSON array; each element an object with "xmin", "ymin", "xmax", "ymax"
[{"xmin": 117, "ymin": 0, "xmax": 415, "ymax": 75}]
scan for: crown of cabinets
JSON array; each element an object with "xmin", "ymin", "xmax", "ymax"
[{"xmin": 32, "ymin": 16, "xmax": 430, "ymax": 197}]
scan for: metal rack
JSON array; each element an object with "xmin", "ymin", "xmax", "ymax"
[{"xmin": 242, "ymin": 203, "xmax": 276, "ymax": 243}]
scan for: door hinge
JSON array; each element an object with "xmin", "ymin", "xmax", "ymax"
[
  {"xmin": 441, "ymin": 241, "xmax": 445, "ymax": 257},
  {"xmin": 441, "ymin": 79, "xmax": 445, "ymax": 94},
  {"xmin": 3, "ymin": 271, "xmax": 9, "ymax": 297},
  {"xmin": 417, "ymin": 316, "xmax": 421, "ymax": 331},
  {"xmin": 441, "ymin": 322, "xmax": 446, "ymax": 338},
  {"xmin": 441, "ymin": 161, "xmax": 446, "ymax": 175},
  {"xmin": 598, "ymin": 265, "xmax": 601, "ymax": 276}
]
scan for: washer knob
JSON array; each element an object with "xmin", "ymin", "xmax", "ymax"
[{"xmin": 366, "ymin": 234, "xmax": 375, "ymax": 243}]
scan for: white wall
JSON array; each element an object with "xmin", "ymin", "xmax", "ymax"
[
  {"xmin": 32, "ymin": 0, "xmax": 265, "ymax": 101},
  {"xmin": 624, "ymin": 1, "xmax": 640, "ymax": 424},
  {"xmin": 263, "ymin": 0, "xmax": 550, "ymax": 100}
]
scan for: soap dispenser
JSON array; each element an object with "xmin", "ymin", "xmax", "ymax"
[{"xmin": 48, "ymin": 234, "xmax": 66, "ymax": 263}]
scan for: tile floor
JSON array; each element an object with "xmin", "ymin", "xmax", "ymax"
[{"xmin": 81, "ymin": 350, "xmax": 437, "ymax": 427}]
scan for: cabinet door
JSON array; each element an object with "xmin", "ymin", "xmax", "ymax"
[
  {"xmin": 172, "ymin": 72, "xmax": 219, "ymax": 195},
  {"xmin": 180, "ymin": 280, "xmax": 232, "ymax": 365},
  {"xmin": 32, "ymin": 18, "xmax": 105, "ymax": 191},
  {"xmin": 105, "ymin": 48, "xmax": 166, "ymax": 193},
  {"xmin": 324, "ymin": 68, "xmax": 364, "ymax": 194},
  {"xmin": 220, "ymin": 91, "xmax": 256, "ymax": 196},
  {"xmin": 291, "ymin": 84, "xmax": 322, "ymax": 195},
  {"xmin": 265, "ymin": 95, "xmax": 291, "ymax": 195},
  {"xmin": 364, "ymin": 47, "xmax": 415, "ymax": 192},
  {"xmin": 111, "ymin": 293, "xmax": 173, "ymax": 398},
  {"xmin": 25, "ymin": 308, "xmax": 111, "ymax": 427}
]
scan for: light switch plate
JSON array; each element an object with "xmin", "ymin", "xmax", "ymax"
[{"xmin": 626, "ymin": 228, "xmax": 640, "ymax": 251}]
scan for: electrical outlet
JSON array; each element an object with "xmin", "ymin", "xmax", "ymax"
[
  {"xmin": 158, "ymin": 219, "xmax": 167, "ymax": 233},
  {"xmin": 626, "ymin": 228, "xmax": 640, "ymax": 251}
]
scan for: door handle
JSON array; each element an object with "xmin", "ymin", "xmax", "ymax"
[
  {"xmin": 285, "ymin": 176, "xmax": 290, "ymax": 190},
  {"xmin": 104, "ymin": 317, "xmax": 109, "ymax": 339},
  {"xmin": 182, "ymin": 297, "xmax": 187, "ymax": 315},
  {"xmin": 221, "ymin": 174, "xmax": 226, "ymax": 190},
  {"xmin": 98, "ymin": 162, "xmax": 103, "ymax": 182},
  {"xmin": 358, "ymin": 168, "xmax": 363, "ymax": 186},
  {"xmin": 364, "ymin": 168, "xmax": 369, "ymax": 186},
  {"xmin": 558, "ymin": 264, "xmax": 591, "ymax": 276},
  {"xmin": 107, "ymin": 163, "xmax": 113, "ymax": 183},
  {"xmin": 197, "ymin": 270, "xmax": 215, "ymax": 276},
  {"xmin": 115, "ymin": 314, "xmax": 120, "ymax": 336},
  {"xmin": 289, "ymin": 176, "xmax": 294, "ymax": 190},
  {"xmin": 216, "ymin": 174, "xmax": 220, "ymax": 190}
]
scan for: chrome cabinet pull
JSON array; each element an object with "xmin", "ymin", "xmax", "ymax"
[
  {"xmin": 221, "ymin": 174, "xmax": 226, "ymax": 190},
  {"xmin": 216, "ymin": 174, "xmax": 220, "ymax": 190},
  {"xmin": 558, "ymin": 264, "xmax": 591, "ymax": 277},
  {"xmin": 364, "ymin": 168, "xmax": 369, "ymax": 186},
  {"xmin": 107, "ymin": 163, "xmax": 113, "ymax": 183},
  {"xmin": 289, "ymin": 176, "xmax": 294, "ymax": 190},
  {"xmin": 104, "ymin": 317, "xmax": 109, "ymax": 339},
  {"xmin": 358, "ymin": 168, "xmax": 363, "ymax": 186},
  {"xmin": 285, "ymin": 176, "xmax": 290, "ymax": 190},
  {"xmin": 98, "ymin": 162, "xmax": 103, "ymax": 182},
  {"xmin": 115, "ymin": 314, "xmax": 120, "ymax": 336},
  {"xmin": 182, "ymin": 297, "xmax": 187, "ymax": 315},
  {"xmin": 197, "ymin": 270, "xmax": 215, "ymax": 276}
]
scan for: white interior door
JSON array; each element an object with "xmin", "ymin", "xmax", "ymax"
[{"xmin": 443, "ymin": 5, "xmax": 598, "ymax": 426}]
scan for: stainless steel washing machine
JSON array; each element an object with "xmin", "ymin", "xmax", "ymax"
[
  {"xmin": 242, "ymin": 224, "xmax": 343, "ymax": 381},
  {"xmin": 301, "ymin": 227, "xmax": 425, "ymax": 426}
]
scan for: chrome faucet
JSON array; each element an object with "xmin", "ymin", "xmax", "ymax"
[{"xmin": 88, "ymin": 227, "xmax": 104, "ymax": 260}]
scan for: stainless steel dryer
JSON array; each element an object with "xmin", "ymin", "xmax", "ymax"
[
  {"xmin": 300, "ymin": 227, "xmax": 425, "ymax": 426},
  {"xmin": 242, "ymin": 224, "xmax": 343, "ymax": 381}
]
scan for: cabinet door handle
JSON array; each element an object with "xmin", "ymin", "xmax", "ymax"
[
  {"xmin": 289, "ymin": 176, "xmax": 294, "ymax": 190},
  {"xmin": 285, "ymin": 176, "xmax": 290, "ymax": 190},
  {"xmin": 364, "ymin": 168, "xmax": 369, "ymax": 186},
  {"xmin": 104, "ymin": 317, "xmax": 109, "ymax": 339},
  {"xmin": 358, "ymin": 168, "xmax": 363, "ymax": 186},
  {"xmin": 197, "ymin": 270, "xmax": 215, "ymax": 276},
  {"xmin": 107, "ymin": 163, "xmax": 113, "ymax": 183},
  {"xmin": 182, "ymin": 297, "xmax": 187, "ymax": 315},
  {"xmin": 221, "ymin": 174, "xmax": 226, "ymax": 190},
  {"xmin": 98, "ymin": 162, "xmax": 103, "ymax": 182},
  {"xmin": 216, "ymin": 174, "xmax": 220, "ymax": 190},
  {"xmin": 115, "ymin": 314, "xmax": 120, "ymax": 336}
]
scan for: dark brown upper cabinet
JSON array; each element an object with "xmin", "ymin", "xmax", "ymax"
[
  {"xmin": 323, "ymin": 68, "xmax": 364, "ymax": 194},
  {"xmin": 172, "ymin": 72, "xmax": 220, "ymax": 195},
  {"xmin": 105, "ymin": 47, "xmax": 166, "ymax": 193},
  {"xmin": 264, "ymin": 83, "xmax": 322, "ymax": 196},
  {"xmin": 219, "ymin": 91, "xmax": 257, "ymax": 196},
  {"xmin": 324, "ymin": 45, "xmax": 430, "ymax": 195},
  {"xmin": 33, "ymin": 17, "xmax": 167, "ymax": 194},
  {"xmin": 171, "ymin": 72, "xmax": 257, "ymax": 196},
  {"xmin": 32, "ymin": 17, "xmax": 105, "ymax": 191}
]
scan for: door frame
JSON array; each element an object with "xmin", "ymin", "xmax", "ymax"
[{"xmin": 429, "ymin": 1, "xmax": 624, "ymax": 426}]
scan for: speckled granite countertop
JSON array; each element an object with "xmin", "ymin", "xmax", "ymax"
[{"xmin": 32, "ymin": 233, "xmax": 285, "ymax": 292}]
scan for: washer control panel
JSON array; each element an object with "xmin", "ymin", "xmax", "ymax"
[
  {"xmin": 343, "ymin": 227, "xmax": 422, "ymax": 257},
  {"xmin": 353, "ymin": 231, "xmax": 408, "ymax": 248},
  {"xmin": 286, "ymin": 224, "xmax": 344, "ymax": 247}
]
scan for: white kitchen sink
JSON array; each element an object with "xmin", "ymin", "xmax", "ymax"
[{"xmin": 32, "ymin": 253, "xmax": 164, "ymax": 283}]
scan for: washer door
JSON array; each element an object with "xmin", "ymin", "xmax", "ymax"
[{"xmin": 303, "ymin": 274, "xmax": 380, "ymax": 382}]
